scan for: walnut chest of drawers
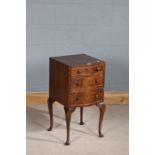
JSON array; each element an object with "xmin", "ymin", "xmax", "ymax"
[{"xmin": 47, "ymin": 54, "xmax": 106, "ymax": 145}]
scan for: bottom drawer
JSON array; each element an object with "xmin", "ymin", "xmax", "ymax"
[{"xmin": 69, "ymin": 88, "xmax": 104, "ymax": 106}]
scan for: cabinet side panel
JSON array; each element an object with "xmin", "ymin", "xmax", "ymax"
[
  {"xmin": 49, "ymin": 59, "xmax": 68, "ymax": 105},
  {"xmin": 103, "ymin": 62, "xmax": 106, "ymax": 101}
]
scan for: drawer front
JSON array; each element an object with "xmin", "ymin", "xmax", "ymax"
[
  {"xmin": 69, "ymin": 73, "xmax": 104, "ymax": 91},
  {"xmin": 69, "ymin": 88, "xmax": 103, "ymax": 106},
  {"xmin": 70, "ymin": 63, "xmax": 104, "ymax": 76}
]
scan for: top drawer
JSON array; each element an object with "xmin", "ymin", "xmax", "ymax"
[{"xmin": 69, "ymin": 63, "xmax": 105, "ymax": 76}]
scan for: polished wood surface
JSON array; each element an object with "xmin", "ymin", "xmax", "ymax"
[
  {"xmin": 52, "ymin": 54, "xmax": 103, "ymax": 67},
  {"xmin": 47, "ymin": 54, "xmax": 106, "ymax": 145},
  {"xmin": 26, "ymin": 91, "xmax": 129, "ymax": 105},
  {"xmin": 68, "ymin": 87, "xmax": 103, "ymax": 107},
  {"xmin": 69, "ymin": 72, "xmax": 104, "ymax": 91},
  {"xmin": 49, "ymin": 59, "xmax": 69, "ymax": 105},
  {"xmin": 69, "ymin": 63, "xmax": 104, "ymax": 75}
]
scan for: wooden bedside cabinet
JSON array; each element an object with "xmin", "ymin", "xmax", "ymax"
[{"xmin": 47, "ymin": 54, "xmax": 106, "ymax": 145}]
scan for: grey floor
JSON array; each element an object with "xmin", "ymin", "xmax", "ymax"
[{"xmin": 27, "ymin": 104, "xmax": 129, "ymax": 155}]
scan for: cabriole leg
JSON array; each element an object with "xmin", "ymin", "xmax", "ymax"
[
  {"xmin": 47, "ymin": 97, "xmax": 55, "ymax": 131},
  {"xmin": 64, "ymin": 107, "xmax": 76, "ymax": 145},
  {"xmin": 96, "ymin": 103, "xmax": 106, "ymax": 137},
  {"xmin": 80, "ymin": 107, "xmax": 84, "ymax": 125}
]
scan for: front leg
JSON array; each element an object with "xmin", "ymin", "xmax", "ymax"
[
  {"xmin": 80, "ymin": 107, "xmax": 84, "ymax": 125},
  {"xmin": 96, "ymin": 102, "xmax": 106, "ymax": 137},
  {"xmin": 64, "ymin": 107, "xmax": 76, "ymax": 145},
  {"xmin": 47, "ymin": 97, "xmax": 55, "ymax": 131}
]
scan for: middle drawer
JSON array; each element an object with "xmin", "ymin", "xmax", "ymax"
[{"xmin": 69, "ymin": 72, "xmax": 104, "ymax": 92}]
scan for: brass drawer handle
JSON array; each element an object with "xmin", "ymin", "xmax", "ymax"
[
  {"xmin": 76, "ymin": 96, "xmax": 80, "ymax": 101},
  {"xmin": 95, "ymin": 94, "xmax": 99, "ymax": 99},
  {"xmin": 96, "ymin": 67, "xmax": 99, "ymax": 72}
]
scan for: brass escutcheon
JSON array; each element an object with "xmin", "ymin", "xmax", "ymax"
[{"xmin": 95, "ymin": 94, "xmax": 99, "ymax": 99}]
